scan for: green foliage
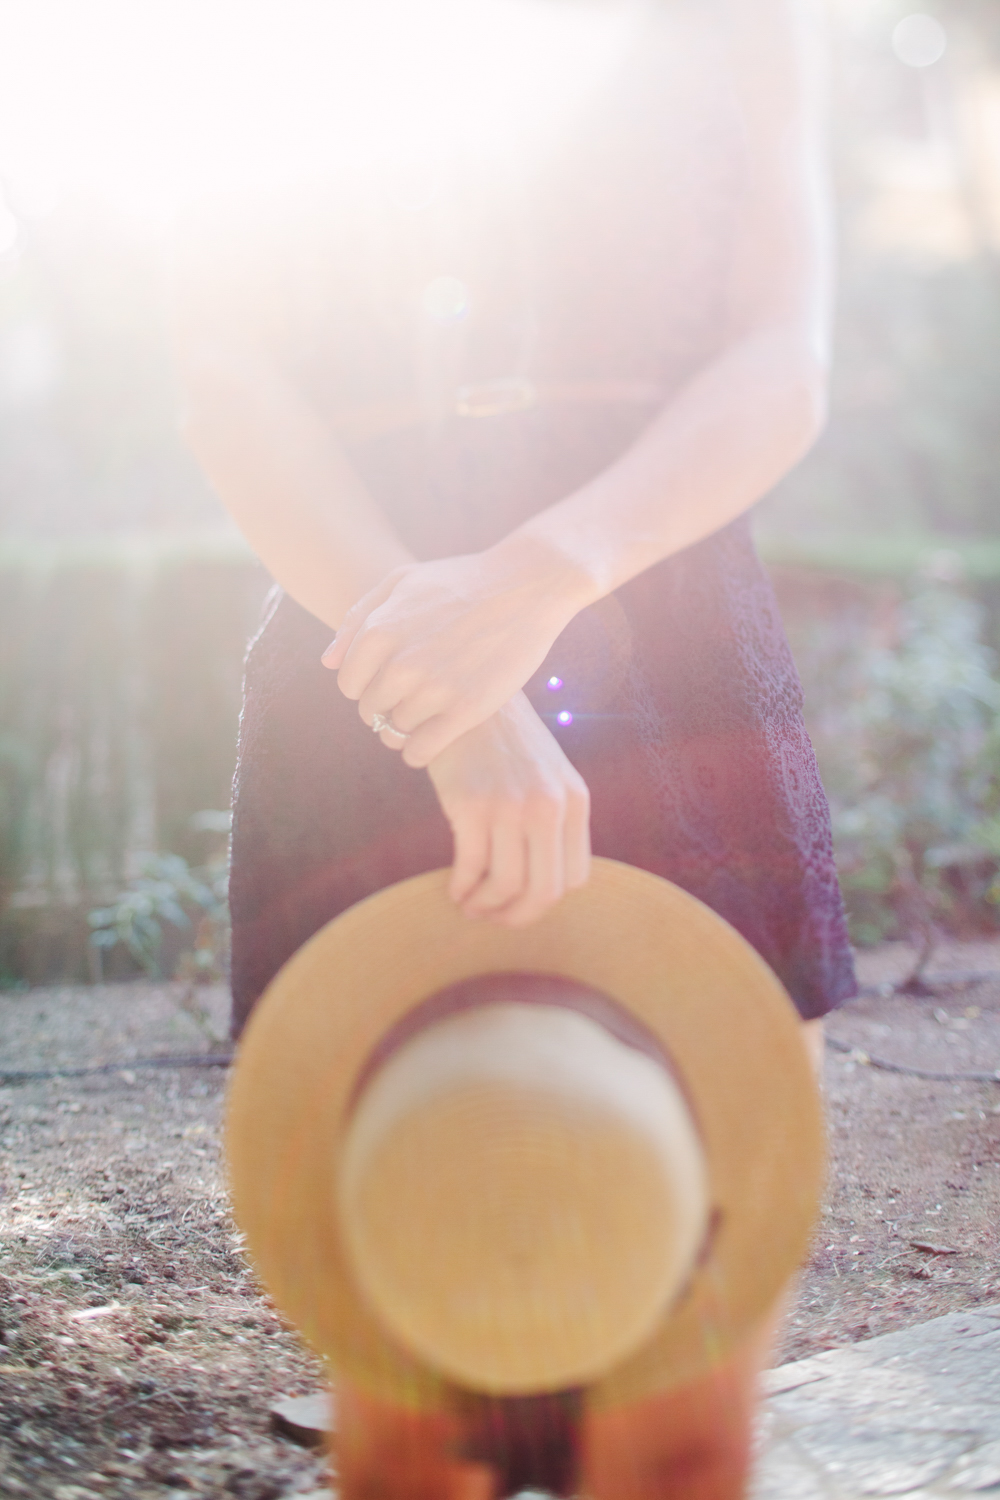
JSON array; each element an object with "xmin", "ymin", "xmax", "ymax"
[
  {"xmin": 88, "ymin": 839, "xmax": 230, "ymax": 981},
  {"xmin": 799, "ymin": 585, "xmax": 1000, "ymax": 949}
]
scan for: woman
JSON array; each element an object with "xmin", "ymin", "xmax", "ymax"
[{"xmin": 175, "ymin": 0, "xmax": 854, "ymax": 1492}]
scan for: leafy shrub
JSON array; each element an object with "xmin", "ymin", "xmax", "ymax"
[
  {"xmin": 88, "ymin": 838, "xmax": 230, "ymax": 982},
  {"xmin": 799, "ymin": 584, "xmax": 1000, "ymax": 960}
]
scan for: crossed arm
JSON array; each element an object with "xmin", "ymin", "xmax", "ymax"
[{"xmin": 174, "ymin": 0, "xmax": 832, "ymax": 926}]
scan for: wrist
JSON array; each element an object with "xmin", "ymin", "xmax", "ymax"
[{"xmin": 488, "ymin": 528, "xmax": 602, "ymax": 626}]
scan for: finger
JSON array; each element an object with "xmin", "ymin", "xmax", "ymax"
[
  {"xmin": 321, "ymin": 572, "xmax": 403, "ymax": 670},
  {"xmin": 358, "ymin": 679, "xmax": 403, "ymax": 731},
  {"xmin": 335, "ymin": 618, "xmax": 399, "ymax": 702},
  {"xmin": 368, "ymin": 691, "xmax": 444, "ymax": 754},
  {"xmin": 462, "ymin": 819, "xmax": 527, "ymax": 916},
  {"xmin": 402, "ymin": 704, "xmax": 488, "ymax": 769},
  {"xmin": 448, "ymin": 805, "xmax": 491, "ymax": 905},
  {"xmin": 321, "ymin": 571, "xmax": 403, "ymax": 671},
  {"xmin": 400, "ymin": 673, "xmax": 532, "ymax": 768},
  {"xmin": 321, "ymin": 638, "xmax": 346, "ymax": 671},
  {"xmin": 499, "ymin": 800, "xmax": 564, "ymax": 927},
  {"xmin": 358, "ymin": 675, "xmax": 447, "ymax": 738},
  {"xmin": 377, "ymin": 724, "xmax": 411, "ymax": 753},
  {"xmin": 563, "ymin": 780, "xmax": 592, "ymax": 890}
]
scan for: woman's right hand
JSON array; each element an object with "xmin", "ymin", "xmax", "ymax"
[{"xmin": 426, "ymin": 692, "xmax": 591, "ymax": 927}]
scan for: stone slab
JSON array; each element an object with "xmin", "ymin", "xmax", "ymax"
[
  {"xmin": 271, "ymin": 1310, "xmax": 1000, "ymax": 1497},
  {"xmin": 752, "ymin": 1306, "xmax": 1000, "ymax": 1499}
]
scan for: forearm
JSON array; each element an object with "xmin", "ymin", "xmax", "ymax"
[
  {"xmin": 179, "ymin": 345, "xmax": 413, "ymax": 629},
  {"xmin": 326, "ymin": 328, "xmax": 827, "ymax": 768},
  {"xmin": 500, "ymin": 0, "xmax": 832, "ymax": 608},
  {"xmin": 497, "ymin": 327, "xmax": 826, "ymax": 608}
]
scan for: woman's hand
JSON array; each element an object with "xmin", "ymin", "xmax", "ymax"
[
  {"xmin": 321, "ymin": 539, "xmax": 593, "ymax": 768},
  {"xmin": 426, "ymin": 691, "xmax": 591, "ymax": 927}
]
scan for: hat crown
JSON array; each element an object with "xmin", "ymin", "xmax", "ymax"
[
  {"xmin": 337, "ymin": 996, "xmax": 710, "ymax": 1394},
  {"xmin": 226, "ymin": 859, "xmax": 825, "ymax": 1408}
]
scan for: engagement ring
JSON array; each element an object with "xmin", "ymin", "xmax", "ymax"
[{"xmin": 371, "ymin": 712, "xmax": 411, "ymax": 741}]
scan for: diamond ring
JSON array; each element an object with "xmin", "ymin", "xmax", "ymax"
[{"xmin": 371, "ymin": 711, "xmax": 411, "ymax": 741}]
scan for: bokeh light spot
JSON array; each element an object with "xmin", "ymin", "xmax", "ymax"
[
  {"xmin": 892, "ymin": 14, "xmax": 947, "ymax": 68},
  {"xmin": 557, "ymin": 710, "xmax": 573, "ymax": 727},
  {"xmin": 546, "ymin": 676, "xmax": 563, "ymax": 691}
]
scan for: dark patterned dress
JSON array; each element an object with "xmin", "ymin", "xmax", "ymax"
[{"xmin": 227, "ymin": 1, "xmax": 857, "ymax": 1037}]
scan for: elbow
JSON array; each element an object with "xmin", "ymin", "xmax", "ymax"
[
  {"xmin": 784, "ymin": 347, "xmax": 829, "ymax": 462},
  {"xmin": 742, "ymin": 323, "xmax": 831, "ymax": 470}
]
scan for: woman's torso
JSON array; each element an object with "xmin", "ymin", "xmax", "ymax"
[
  {"xmin": 246, "ymin": 0, "xmax": 746, "ymax": 556},
  {"xmin": 227, "ymin": 1, "xmax": 858, "ymax": 1025}
]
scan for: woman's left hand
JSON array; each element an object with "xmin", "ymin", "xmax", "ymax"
[
  {"xmin": 321, "ymin": 540, "xmax": 589, "ymax": 768},
  {"xmin": 427, "ymin": 690, "xmax": 591, "ymax": 926}
]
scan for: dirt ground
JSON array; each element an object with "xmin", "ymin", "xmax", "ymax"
[{"xmin": 1, "ymin": 943, "xmax": 999, "ymax": 1498}]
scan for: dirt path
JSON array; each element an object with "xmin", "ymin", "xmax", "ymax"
[
  {"xmin": 1, "ymin": 947, "xmax": 999, "ymax": 1497},
  {"xmin": 782, "ymin": 938, "xmax": 1000, "ymax": 1364}
]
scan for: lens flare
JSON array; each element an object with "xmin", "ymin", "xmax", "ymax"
[
  {"xmin": 892, "ymin": 14, "xmax": 947, "ymax": 69},
  {"xmin": 0, "ymin": 0, "xmax": 648, "ymax": 218}
]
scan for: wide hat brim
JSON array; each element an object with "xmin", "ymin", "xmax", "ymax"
[{"xmin": 225, "ymin": 858, "xmax": 824, "ymax": 1410}]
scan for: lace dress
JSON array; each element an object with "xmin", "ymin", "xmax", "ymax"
[{"xmin": 227, "ymin": 1, "xmax": 857, "ymax": 1036}]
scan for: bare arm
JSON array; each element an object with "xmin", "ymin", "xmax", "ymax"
[
  {"xmin": 171, "ymin": 240, "xmax": 589, "ymax": 927},
  {"xmin": 508, "ymin": 0, "xmax": 833, "ymax": 593},
  {"xmin": 177, "ymin": 341, "xmax": 414, "ymax": 630},
  {"xmin": 169, "ymin": 209, "xmax": 415, "ymax": 629},
  {"xmin": 328, "ymin": 0, "xmax": 835, "ymax": 765}
]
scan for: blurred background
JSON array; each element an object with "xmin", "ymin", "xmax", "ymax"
[{"xmin": 1, "ymin": 0, "xmax": 999, "ymax": 987}]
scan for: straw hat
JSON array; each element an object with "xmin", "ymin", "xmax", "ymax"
[{"xmin": 225, "ymin": 858, "xmax": 823, "ymax": 1410}]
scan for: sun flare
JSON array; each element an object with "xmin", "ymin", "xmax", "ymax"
[{"xmin": 0, "ymin": 0, "xmax": 647, "ymax": 222}]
